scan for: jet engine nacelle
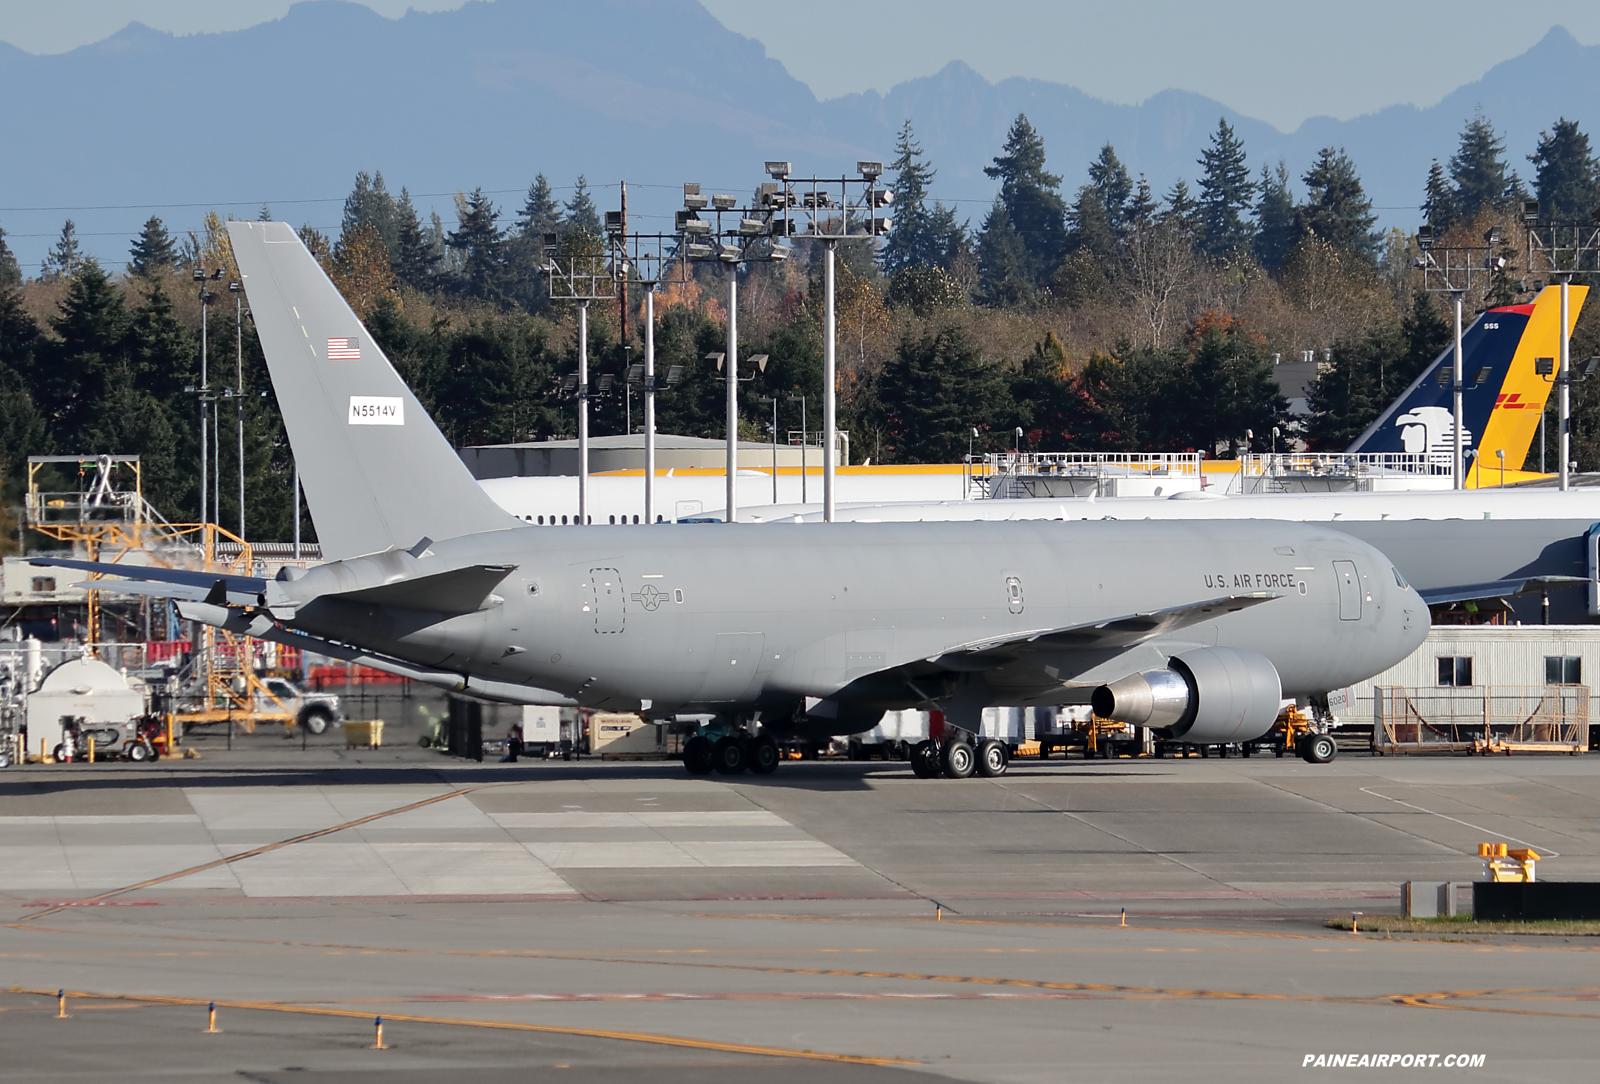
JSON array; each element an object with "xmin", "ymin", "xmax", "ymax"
[{"xmin": 1090, "ymin": 647, "xmax": 1282, "ymax": 745}]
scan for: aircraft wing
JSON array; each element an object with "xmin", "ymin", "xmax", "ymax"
[
  {"xmin": 926, "ymin": 593, "xmax": 1283, "ymax": 666},
  {"xmin": 1417, "ymin": 575, "xmax": 1587, "ymax": 607}
]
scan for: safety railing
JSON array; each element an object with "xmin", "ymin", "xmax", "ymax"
[{"xmin": 1373, "ymin": 684, "xmax": 1590, "ymax": 754}]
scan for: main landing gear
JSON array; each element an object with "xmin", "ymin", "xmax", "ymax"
[
  {"xmin": 910, "ymin": 735, "xmax": 1009, "ymax": 779},
  {"xmin": 682, "ymin": 725, "xmax": 780, "ymax": 777}
]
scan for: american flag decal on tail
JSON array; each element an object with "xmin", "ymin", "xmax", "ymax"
[{"xmin": 327, "ymin": 336, "xmax": 360, "ymax": 360}]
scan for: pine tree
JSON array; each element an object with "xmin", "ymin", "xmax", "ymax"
[
  {"xmin": 982, "ymin": 114, "xmax": 1067, "ymax": 285},
  {"xmin": 1449, "ymin": 114, "xmax": 1509, "ymax": 222},
  {"xmin": 517, "ymin": 174, "xmax": 562, "ymax": 240},
  {"xmin": 1163, "ymin": 179, "xmax": 1198, "ymax": 228},
  {"xmin": 41, "ymin": 261, "xmax": 128, "ymax": 445},
  {"xmin": 975, "ymin": 199, "xmax": 1034, "ymax": 306},
  {"xmin": 41, "ymin": 219, "xmax": 83, "ymax": 281},
  {"xmin": 1421, "ymin": 159, "xmax": 1456, "ymax": 231},
  {"xmin": 125, "ymin": 280, "xmax": 196, "ymax": 401},
  {"xmin": 448, "ymin": 187, "xmax": 507, "ymax": 302},
  {"xmin": 1529, "ymin": 118, "xmax": 1600, "ymax": 222},
  {"xmin": 1126, "ymin": 175, "xmax": 1158, "ymax": 231},
  {"xmin": 340, "ymin": 171, "xmax": 400, "ymax": 258},
  {"xmin": 1253, "ymin": 160, "xmax": 1295, "ymax": 270},
  {"xmin": 881, "ymin": 120, "xmax": 966, "ymax": 273},
  {"xmin": 1086, "ymin": 143, "xmax": 1133, "ymax": 234},
  {"xmin": 875, "ymin": 324, "xmax": 1009, "ymax": 461},
  {"xmin": 392, "ymin": 189, "xmax": 439, "ymax": 291},
  {"xmin": 129, "ymin": 216, "xmax": 177, "ymax": 277},
  {"xmin": 0, "ymin": 226, "xmax": 20, "ymax": 287},
  {"xmin": 1294, "ymin": 148, "xmax": 1376, "ymax": 258},
  {"xmin": 563, "ymin": 176, "xmax": 602, "ymax": 236},
  {"xmin": 1195, "ymin": 118, "xmax": 1256, "ymax": 258}
]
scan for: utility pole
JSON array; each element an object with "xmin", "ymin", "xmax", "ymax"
[
  {"xmin": 232, "ymin": 281, "xmax": 246, "ymax": 541},
  {"xmin": 1413, "ymin": 223, "xmax": 1505, "ymax": 489},
  {"xmin": 1526, "ymin": 203, "xmax": 1600, "ymax": 492}
]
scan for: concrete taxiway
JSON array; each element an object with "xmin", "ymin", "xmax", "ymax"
[{"xmin": 0, "ymin": 733, "xmax": 1596, "ymax": 1082}]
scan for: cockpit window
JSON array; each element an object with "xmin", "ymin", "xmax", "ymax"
[{"xmin": 1393, "ymin": 567, "xmax": 1408, "ymax": 588}]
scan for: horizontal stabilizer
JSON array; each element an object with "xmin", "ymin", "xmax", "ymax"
[
  {"xmin": 33, "ymin": 558, "xmax": 266, "ymax": 606},
  {"xmin": 328, "ymin": 564, "xmax": 517, "ymax": 613},
  {"xmin": 1418, "ymin": 575, "xmax": 1587, "ymax": 607}
]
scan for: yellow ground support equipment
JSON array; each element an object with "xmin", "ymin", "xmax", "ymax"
[
  {"xmin": 26, "ymin": 454, "xmax": 293, "ymax": 736},
  {"xmin": 1479, "ymin": 841, "xmax": 1540, "ymax": 882},
  {"xmin": 343, "ymin": 720, "xmax": 384, "ymax": 748}
]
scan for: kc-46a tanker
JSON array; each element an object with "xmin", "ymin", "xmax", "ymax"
[{"xmin": 38, "ymin": 221, "xmax": 1433, "ymax": 778}]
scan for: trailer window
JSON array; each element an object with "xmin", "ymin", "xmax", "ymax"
[
  {"xmin": 1545, "ymin": 656, "xmax": 1581, "ymax": 685},
  {"xmin": 1437, "ymin": 656, "xmax": 1473, "ymax": 687}
]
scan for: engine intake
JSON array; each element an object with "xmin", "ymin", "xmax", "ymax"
[{"xmin": 1090, "ymin": 647, "xmax": 1282, "ymax": 745}]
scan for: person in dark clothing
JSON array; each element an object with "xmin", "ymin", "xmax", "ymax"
[{"xmin": 501, "ymin": 721, "xmax": 523, "ymax": 763}]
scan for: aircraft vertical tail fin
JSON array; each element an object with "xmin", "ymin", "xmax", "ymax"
[
  {"xmin": 1346, "ymin": 284, "xmax": 1588, "ymax": 475},
  {"xmin": 228, "ymin": 220, "xmax": 517, "ymax": 560}
]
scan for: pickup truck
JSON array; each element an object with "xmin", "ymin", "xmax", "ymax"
[{"xmin": 258, "ymin": 677, "xmax": 343, "ymax": 734}]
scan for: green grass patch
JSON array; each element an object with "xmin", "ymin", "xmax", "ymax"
[{"xmin": 1325, "ymin": 914, "xmax": 1600, "ymax": 936}]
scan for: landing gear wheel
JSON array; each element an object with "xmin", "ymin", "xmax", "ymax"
[
  {"xmin": 976, "ymin": 738, "xmax": 1008, "ymax": 777},
  {"xmin": 683, "ymin": 735, "xmax": 716, "ymax": 775},
  {"xmin": 747, "ymin": 736, "xmax": 780, "ymax": 775},
  {"xmin": 941, "ymin": 740, "xmax": 975, "ymax": 779},
  {"xmin": 126, "ymin": 740, "xmax": 153, "ymax": 763},
  {"xmin": 1300, "ymin": 734, "xmax": 1338, "ymax": 764},
  {"xmin": 910, "ymin": 739, "xmax": 941, "ymax": 778},
  {"xmin": 712, "ymin": 736, "xmax": 748, "ymax": 775}
]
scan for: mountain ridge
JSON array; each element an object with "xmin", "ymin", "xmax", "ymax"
[{"xmin": 0, "ymin": 4, "xmax": 1593, "ymax": 270}]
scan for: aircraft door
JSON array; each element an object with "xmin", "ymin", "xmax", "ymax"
[
  {"xmin": 1332, "ymin": 560, "xmax": 1362, "ymax": 621},
  {"xmin": 588, "ymin": 568, "xmax": 626, "ymax": 634}
]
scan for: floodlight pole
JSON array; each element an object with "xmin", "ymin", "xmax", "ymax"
[
  {"xmin": 644, "ymin": 287, "xmax": 656, "ymax": 525},
  {"xmin": 199, "ymin": 287, "xmax": 208, "ymax": 528},
  {"xmin": 823, "ymin": 240, "xmax": 837, "ymax": 523},
  {"xmin": 1451, "ymin": 289, "xmax": 1464, "ymax": 491},
  {"xmin": 235, "ymin": 289, "xmax": 245, "ymax": 541},
  {"xmin": 578, "ymin": 300, "xmax": 589, "ymax": 525},
  {"xmin": 1559, "ymin": 274, "xmax": 1572, "ymax": 491},
  {"xmin": 726, "ymin": 272, "xmax": 738, "ymax": 523}
]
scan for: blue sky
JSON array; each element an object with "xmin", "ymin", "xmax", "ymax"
[{"xmin": 4, "ymin": 0, "xmax": 1600, "ymax": 130}]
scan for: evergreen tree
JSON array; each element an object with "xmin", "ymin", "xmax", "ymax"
[
  {"xmin": 562, "ymin": 176, "xmax": 602, "ymax": 236},
  {"xmin": 128, "ymin": 216, "xmax": 177, "ymax": 277},
  {"xmin": 392, "ymin": 189, "xmax": 439, "ymax": 291},
  {"xmin": 0, "ymin": 226, "xmax": 20, "ymax": 287},
  {"xmin": 1529, "ymin": 118, "xmax": 1600, "ymax": 222},
  {"xmin": 1086, "ymin": 143, "xmax": 1134, "ymax": 234},
  {"xmin": 1163, "ymin": 179, "xmax": 1198, "ymax": 228},
  {"xmin": 124, "ymin": 281, "xmax": 196, "ymax": 402},
  {"xmin": 1294, "ymin": 147, "xmax": 1377, "ymax": 258},
  {"xmin": 39, "ymin": 261, "xmax": 128, "ymax": 445},
  {"xmin": 1304, "ymin": 294, "xmax": 1449, "ymax": 449},
  {"xmin": 340, "ymin": 171, "xmax": 400, "ymax": 258},
  {"xmin": 975, "ymin": 199, "xmax": 1033, "ymax": 306},
  {"xmin": 1195, "ymin": 118, "xmax": 1256, "ymax": 258},
  {"xmin": 1065, "ymin": 183, "xmax": 1117, "ymax": 265},
  {"xmin": 448, "ymin": 188, "xmax": 507, "ymax": 303},
  {"xmin": 875, "ymin": 324, "xmax": 1009, "ymax": 461},
  {"xmin": 881, "ymin": 120, "xmax": 966, "ymax": 273},
  {"xmin": 982, "ymin": 114, "xmax": 1067, "ymax": 285},
  {"xmin": 1126, "ymin": 175, "xmax": 1158, "ymax": 231},
  {"xmin": 0, "ymin": 273, "xmax": 45, "ymax": 472},
  {"xmin": 1449, "ymin": 114, "xmax": 1509, "ymax": 222},
  {"xmin": 1421, "ymin": 159, "xmax": 1456, "ymax": 231},
  {"xmin": 1253, "ymin": 160, "xmax": 1295, "ymax": 270},
  {"xmin": 1183, "ymin": 317, "xmax": 1286, "ymax": 454},
  {"xmin": 516, "ymin": 174, "xmax": 562, "ymax": 240},
  {"xmin": 41, "ymin": 219, "xmax": 83, "ymax": 281}
]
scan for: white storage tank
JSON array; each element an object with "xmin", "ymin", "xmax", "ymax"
[{"xmin": 25, "ymin": 657, "xmax": 146, "ymax": 760}]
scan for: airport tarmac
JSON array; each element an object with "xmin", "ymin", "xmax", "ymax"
[{"xmin": 0, "ymin": 736, "xmax": 1596, "ymax": 1082}]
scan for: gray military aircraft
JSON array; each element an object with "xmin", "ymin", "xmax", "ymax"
[{"xmin": 35, "ymin": 221, "xmax": 1430, "ymax": 778}]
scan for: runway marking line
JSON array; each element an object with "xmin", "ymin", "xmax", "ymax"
[
  {"xmin": 11, "ymin": 785, "xmax": 503, "ymax": 922},
  {"xmin": 12, "ymin": 987, "xmax": 915, "ymax": 1066}
]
